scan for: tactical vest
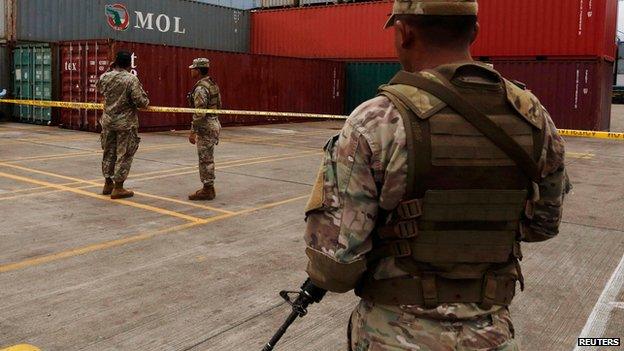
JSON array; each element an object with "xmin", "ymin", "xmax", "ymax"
[
  {"xmin": 188, "ymin": 77, "xmax": 221, "ymax": 114},
  {"xmin": 355, "ymin": 63, "xmax": 546, "ymax": 309}
]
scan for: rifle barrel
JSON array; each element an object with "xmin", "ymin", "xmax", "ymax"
[{"xmin": 262, "ymin": 310, "xmax": 300, "ymax": 351}]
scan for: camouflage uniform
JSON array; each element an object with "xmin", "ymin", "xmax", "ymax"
[
  {"xmin": 303, "ymin": 1, "xmax": 570, "ymax": 347},
  {"xmin": 190, "ymin": 74, "xmax": 222, "ymax": 186},
  {"xmin": 96, "ymin": 69, "xmax": 149, "ymax": 183}
]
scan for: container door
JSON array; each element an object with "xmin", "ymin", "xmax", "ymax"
[
  {"xmin": 13, "ymin": 46, "xmax": 33, "ymax": 123},
  {"xmin": 32, "ymin": 45, "xmax": 53, "ymax": 124},
  {"xmin": 61, "ymin": 42, "xmax": 85, "ymax": 130}
]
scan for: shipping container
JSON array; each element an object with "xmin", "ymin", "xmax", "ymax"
[
  {"xmin": 16, "ymin": 0, "xmax": 249, "ymax": 52},
  {"xmin": 60, "ymin": 40, "xmax": 344, "ymax": 132},
  {"xmin": 13, "ymin": 43, "xmax": 58, "ymax": 124},
  {"xmin": 342, "ymin": 60, "xmax": 612, "ymax": 131},
  {"xmin": 0, "ymin": 0, "xmax": 6, "ymax": 41},
  {"xmin": 260, "ymin": 0, "xmax": 297, "ymax": 8},
  {"xmin": 0, "ymin": 44, "xmax": 10, "ymax": 120},
  {"xmin": 300, "ymin": 0, "xmax": 337, "ymax": 6},
  {"xmin": 345, "ymin": 61, "xmax": 400, "ymax": 113},
  {"xmin": 251, "ymin": 0, "xmax": 617, "ymax": 60},
  {"xmin": 619, "ymin": 42, "xmax": 624, "ymax": 59},
  {"xmin": 487, "ymin": 59, "xmax": 613, "ymax": 131},
  {"xmin": 195, "ymin": 0, "xmax": 259, "ymax": 10}
]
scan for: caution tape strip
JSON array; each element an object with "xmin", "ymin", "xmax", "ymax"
[
  {"xmin": 1, "ymin": 99, "xmax": 623, "ymax": 141},
  {"xmin": 0, "ymin": 98, "xmax": 348, "ymax": 120}
]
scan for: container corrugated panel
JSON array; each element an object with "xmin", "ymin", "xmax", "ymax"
[
  {"xmin": 300, "ymin": 0, "xmax": 337, "ymax": 6},
  {"xmin": 16, "ymin": 0, "xmax": 249, "ymax": 52},
  {"xmin": 0, "ymin": 44, "xmax": 10, "ymax": 119},
  {"xmin": 0, "ymin": 0, "xmax": 5, "ymax": 40},
  {"xmin": 60, "ymin": 40, "xmax": 345, "ymax": 132},
  {"xmin": 490, "ymin": 59, "xmax": 613, "ymax": 131},
  {"xmin": 195, "ymin": 0, "xmax": 259, "ymax": 10},
  {"xmin": 345, "ymin": 61, "xmax": 400, "ymax": 113},
  {"xmin": 251, "ymin": 0, "xmax": 618, "ymax": 60},
  {"xmin": 13, "ymin": 43, "xmax": 56, "ymax": 124},
  {"xmin": 260, "ymin": 0, "xmax": 296, "ymax": 8}
]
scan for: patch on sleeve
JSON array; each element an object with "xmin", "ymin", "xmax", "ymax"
[{"xmin": 305, "ymin": 164, "xmax": 325, "ymax": 213}]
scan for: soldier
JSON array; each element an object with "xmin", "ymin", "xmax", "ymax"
[
  {"xmin": 96, "ymin": 51, "xmax": 149, "ymax": 199},
  {"xmin": 187, "ymin": 58, "xmax": 222, "ymax": 201},
  {"xmin": 301, "ymin": 0, "xmax": 571, "ymax": 349}
]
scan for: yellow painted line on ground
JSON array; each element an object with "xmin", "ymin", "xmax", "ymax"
[
  {"xmin": 568, "ymin": 152, "xmax": 595, "ymax": 159},
  {"xmin": 0, "ymin": 194, "xmax": 308, "ymax": 273},
  {"xmin": 0, "ymin": 171, "xmax": 207, "ymax": 223},
  {"xmin": 0, "ymin": 345, "xmax": 41, "ymax": 351},
  {"xmin": 0, "ymin": 222, "xmax": 202, "ymax": 273},
  {"xmin": 0, "ymin": 151, "xmax": 318, "ymax": 207},
  {"xmin": 0, "ymin": 163, "xmax": 233, "ymax": 215},
  {"xmin": 136, "ymin": 151, "xmax": 321, "ymax": 182}
]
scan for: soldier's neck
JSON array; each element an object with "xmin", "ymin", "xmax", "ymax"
[{"xmin": 408, "ymin": 50, "xmax": 473, "ymax": 73}]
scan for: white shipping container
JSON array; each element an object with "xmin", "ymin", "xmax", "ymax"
[
  {"xmin": 195, "ymin": 0, "xmax": 260, "ymax": 9},
  {"xmin": 261, "ymin": 0, "xmax": 296, "ymax": 8},
  {"xmin": 617, "ymin": 74, "xmax": 624, "ymax": 86}
]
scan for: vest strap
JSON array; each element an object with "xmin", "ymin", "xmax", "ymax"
[{"xmin": 389, "ymin": 71, "xmax": 541, "ymax": 182}]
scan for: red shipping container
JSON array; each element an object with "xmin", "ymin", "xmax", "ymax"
[
  {"xmin": 60, "ymin": 40, "xmax": 345, "ymax": 132},
  {"xmin": 251, "ymin": 0, "xmax": 617, "ymax": 60},
  {"xmin": 490, "ymin": 58, "xmax": 613, "ymax": 131}
]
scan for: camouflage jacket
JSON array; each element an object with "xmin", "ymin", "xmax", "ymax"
[
  {"xmin": 190, "ymin": 77, "xmax": 222, "ymax": 133},
  {"xmin": 304, "ymin": 77, "xmax": 569, "ymax": 320},
  {"xmin": 96, "ymin": 69, "xmax": 149, "ymax": 131}
]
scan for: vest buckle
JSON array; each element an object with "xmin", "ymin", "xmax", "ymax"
[
  {"xmin": 397, "ymin": 199, "xmax": 423, "ymax": 220},
  {"xmin": 391, "ymin": 240, "xmax": 412, "ymax": 258}
]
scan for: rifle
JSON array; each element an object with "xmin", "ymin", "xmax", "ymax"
[{"xmin": 262, "ymin": 279, "xmax": 327, "ymax": 351}]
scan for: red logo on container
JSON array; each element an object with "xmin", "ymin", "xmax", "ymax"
[{"xmin": 105, "ymin": 4, "xmax": 130, "ymax": 31}]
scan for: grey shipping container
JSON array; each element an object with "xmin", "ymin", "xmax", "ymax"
[
  {"xmin": 195, "ymin": 0, "xmax": 259, "ymax": 10},
  {"xmin": 16, "ymin": 0, "xmax": 249, "ymax": 52},
  {"xmin": 0, "ymin": 44, "xmax": 10, "ymax": 119}
]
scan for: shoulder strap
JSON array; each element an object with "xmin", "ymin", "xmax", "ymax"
[{"xmin": 389, "ymin": 71, "xmax": 541, "ymax": 182}]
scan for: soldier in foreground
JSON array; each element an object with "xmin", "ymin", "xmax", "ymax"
[
  {"xmin": 187, "ymin": 58, "xmax": 222, "ymax": 201},
  {"xmin": 288, "ymin": 0, "xmax": 571, "ymax": 349},
  {"xmin": 96, "ymin": 51, "xmax": 149, "ymax": 199}
]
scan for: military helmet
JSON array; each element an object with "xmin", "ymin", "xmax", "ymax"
[
  {"xmin": 189, "ymin": 58, "xmax": 210, "ymax": 69},
  {"xmin": 384, "ymin": 0, "xmax": 478, "ymax": 28}
]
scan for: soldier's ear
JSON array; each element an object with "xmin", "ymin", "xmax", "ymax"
[
  {"xmin": 394, "ymin": 20, "xmax": 415, "ymax": 49},
  {"xmin": 470, "ymin": 22, "xmax": 480, "ymax": 45}
]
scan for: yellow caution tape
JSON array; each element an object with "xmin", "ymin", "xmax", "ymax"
[
  {"xmin": 0, "ymin": 99, "xmax": 348, "ymax": 120},
  {"xmin": 1, "ymin": 99, "xmax": 624, "ymax": 140},
  {"xmin": 558, "ymin": 129, "xmax": 624, "ymax": 141}
]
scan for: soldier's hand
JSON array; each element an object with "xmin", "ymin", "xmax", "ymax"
[{"xmin": 189, "ymin": 132, "xmax": 197, "ymax": 145}]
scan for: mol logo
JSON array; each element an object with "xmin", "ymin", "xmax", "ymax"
[
  {"xmin": 105, "ymin": 4, "xmax": 130, "ymax": 31},
  {"xmin": 105, "ymin": 3, "xmax": 186, "ymax": 34}
]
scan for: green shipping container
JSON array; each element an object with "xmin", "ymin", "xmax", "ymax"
[
  {"xmin": 13, "ymin": 43, "xmax": 54, "ymax": 124},
  {"xmin": 345, "ymin": 62, "xmax": 401, "ymax": 114}
]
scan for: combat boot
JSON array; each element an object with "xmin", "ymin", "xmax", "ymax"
[
  {"xmin": 188, "ymin": 184, "xmax": 216, "ymax": 201},
  {"xmin": 111, "ymin": 182, "xmax": 134, "ymax": 199},
  {"xmin": 102, "ymin": 178, "xmax": 114, "ymax": 195}
]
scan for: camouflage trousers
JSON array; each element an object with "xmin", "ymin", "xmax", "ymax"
[
  {"xmin": 196, "ymin": 121, "xmax": 220, "ymax": 185},
  {"xmin": 349, "ymin": 301, "xmax": 519, "ymax": 351},
  {"xmin": 101, "ymin": 128, "xmax": 141, "ymax": 183}
]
